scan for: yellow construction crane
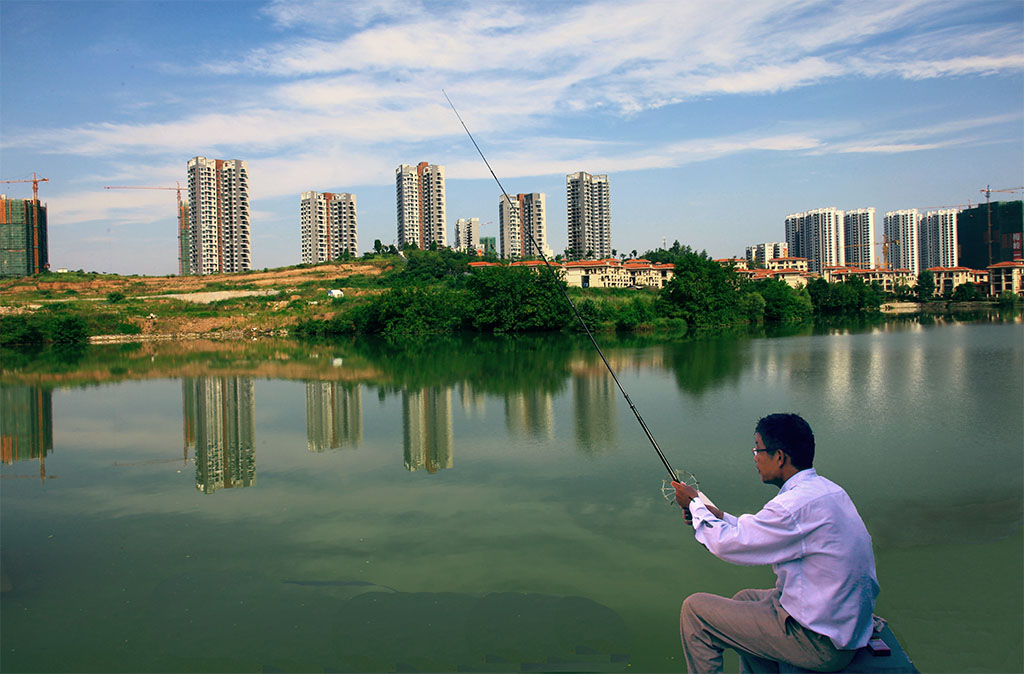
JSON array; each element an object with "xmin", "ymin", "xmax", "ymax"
[
  {"xmin": 105, "ymin": 183, "xmax": 187, "ymax": 275},
  {"xmin": 0, "ymin": 172, "xmax": 49, "ymax": 202}
]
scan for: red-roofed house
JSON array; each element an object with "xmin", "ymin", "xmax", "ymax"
[
  {"xmin": 927, "ymin": 267, "xmax": 989, "ymax": 296},
  {"xmin": 988, "ymin": 260, "xmax": 1024, "ymax": 295}
]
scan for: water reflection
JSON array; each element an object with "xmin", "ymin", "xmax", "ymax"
[
  {"xmin": 505, "ymin": 390, "xmax": 554, "ymax": 439},
  {"xmin": 184, "ymin": 376, "xmax": 257, "ymax": 493},
  {"xmin": 403, "ymin": 386, "xmax": 453, "ymax": 473},
  {"xmin": 0, "ymin": 384, "xmax": 55, "ymax": 484},
  {"xmin": 305, "ymin": 381, "xmax": 362, "ymax": 452}
]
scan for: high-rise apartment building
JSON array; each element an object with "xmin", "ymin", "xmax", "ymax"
[
  {"xmin": 745, "ymin": 242, "xmax": 788, "ymax": 265},
  {"xmin": 919, "ymin": 209, "xmax": 958, "ymax": 270},
  {"xmin": 566, "ymin": 172, "xmax": 610, "ymax": 259},
  {"xmin": 883, "ymin": 210, "xmax": 920, "ymax": 274},
  {"xmin": 1, "ymin": 196, "xmax": 47, "ymax": 277},
  {"xmin": 186, "ymin": 157, "xmax": 250, "ymax": 275},
  {"xmin": 454, "ymin": 217, "xmax": 480, "ymax": 253},
  {"xmin": 499, "ymin": 193, "xmax": 549, "ymax": 259},
  {"xmin": 784, "ymin": 207, "xmax": 845, "ymax": 272},
  {"xmin": 843, "ymin": 208, "xmax": 876, "ymax": 269},
  {"xmin": 300, "ymin": 191, "xmax": 357, "ymax": 263},
  {"xmin": 396, "ymin": 162, "xmax": 446, "ymax": 249}
]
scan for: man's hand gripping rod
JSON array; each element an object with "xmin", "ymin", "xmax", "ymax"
[{"xmin": 443, "ymin": 90, "xmax": 706, "ymax": 503}]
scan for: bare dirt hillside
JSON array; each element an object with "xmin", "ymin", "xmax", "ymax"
[{"xmin": 0, "ymin": 262, "xmax": 385, "ymax": 298}]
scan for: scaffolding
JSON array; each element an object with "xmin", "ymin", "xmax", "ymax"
[{"xmin": 0, "ymin": 197, "xmax": 48, "ymax": 277}]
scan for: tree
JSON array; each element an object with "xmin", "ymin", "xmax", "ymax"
[
  {"xmin": 754, "ymin": 278, "xmax": 812, "ymax": 323},
  {"xmin": 466, "ymin": 266, "xmax": 568, "ymax": 333},
  {"xmin": 951, "ymin": 283, "xmax": 979, "ymax": 302},
  {"xmin": 997, "ymin": 291, "xmax": 1020, "ymax": 306},
  {"xmin": 373, "ymin": 239, "xmax": 383, "ymax": 255},
  {"xmin": 916, "ymin": 271, "xmax": 935, "ymax": 301},
  {"xmin": 653, "ymin": 251, "xmax": 744, "ymax": 328}
]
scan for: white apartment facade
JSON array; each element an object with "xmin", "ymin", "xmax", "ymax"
[
  {"xmin": 499, "ymin": 193, "xmax": 550, "ymax": 259},
  {"xmin": 884, "ymin": 209, "xmax": 921, "ymax": 275},
  {"xmin": 843, "ymin": 208, "xmax": 876, "ymax": 269},
  {"xmin": 919, "ymin": 209, "xmax": 958, "ymax": 270},
  {"xmin": 300, "ymin": 191, "xmax": 357, "ymax": 264},
  {"xmin": 566, "ymin": 172, "xmax": 610, "ymax": 259},
  {"xmin": 785, "ymin": 207, "xmax": 845, "ymax": 273},
  {"xmin": 745, "ymin": 242, "xmax": 789, "ymax": 265},
  {"xmin": 396, "ymin": 162, "xmax": 446, "ymax": 249},
  {"xmin": 454, "ymin": 217, "xmax": 481, "ymax": 253},
  {"xmin": 186, "ymin": 157, "xmax": 251, "ymax": 275}
]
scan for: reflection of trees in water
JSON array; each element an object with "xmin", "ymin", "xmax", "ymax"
[
  {"xmin": 662, "ymin": 336, "xmax": 749, "ymax": 396},
  {"xmin": 350, "ymin": 334, "xmax": 576, "ymax": 396}
]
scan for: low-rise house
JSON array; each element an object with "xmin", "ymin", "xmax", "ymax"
[
  {"xmin": 715, "ymin": 257, "xmax": 749, "ymax": 270},
  {"xmin": 988, "ymin": 260, "xmax": 1024, "ymax": 296},
  {"xmin": 766, "ymin": 257, "xmax": 809, "ymax": 272},
  {"xmin": 927, "ymin": 267, "xmax": 989, "ymax": 296},
  {"xmin": 749, "ymin": 268, "xmax": 810, "ymax": 289}
]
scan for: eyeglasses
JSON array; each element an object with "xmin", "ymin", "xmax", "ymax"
[{"xmin": 752, "ymin": 447, "xmax": 774, "ymax": 456}]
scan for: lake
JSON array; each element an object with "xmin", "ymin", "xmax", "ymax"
[{"xmin": 1, "ymin": 314, "xmax": 1022, "ymax": 673}]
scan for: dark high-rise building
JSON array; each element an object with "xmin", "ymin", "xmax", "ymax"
[
  {"xmin": 957, "ymin": 201, "xmax": 1023, "ymax": 269},
  {"xmin": 1, "ymin": 197, "xmax": 48, "ymax": 277}
]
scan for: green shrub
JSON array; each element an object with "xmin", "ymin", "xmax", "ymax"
[
  {"xmin": 0, "ymin": 315, "xmax": 44, "ymax": 345},
  {"xmin": 107, "ymin": 291, "xmax": 126, "ymax": 303},
  {"xmin": 997, "ymin": 291, "xmax": 1020, "ymax": 306},
  {"xmin": 48, "ymin": 315, "xmax": 89, "ymax": 345},
  {"xmin": 116, "ymin": 322, "xmax": 142, "ymax": 335}
]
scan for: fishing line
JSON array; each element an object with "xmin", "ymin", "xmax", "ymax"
[{"xmin": 443, "ymin": 90, "xmax": 698, "ymax": 494}]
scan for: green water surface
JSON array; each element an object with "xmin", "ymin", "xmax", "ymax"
[{"xmin": 1, "ymin": 317, "xmax": 1021, "ymax": 672}]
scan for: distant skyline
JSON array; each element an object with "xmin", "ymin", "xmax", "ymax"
[{"xmin": 1, "ymin": 0, "xmax": 1021, "ymax": 275}]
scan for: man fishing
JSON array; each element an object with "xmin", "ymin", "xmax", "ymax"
[{"xmin": 672, "ymin": 413, "xmax": 878, "ymax": 674}]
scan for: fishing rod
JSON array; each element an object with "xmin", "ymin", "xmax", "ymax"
[{"xmin": 442, "ymin": 90, "xmax": 697, "ymax": 492}]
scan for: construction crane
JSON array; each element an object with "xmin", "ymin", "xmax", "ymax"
[
  {"xmin": 877, "ymin": 236, "xmax": 900, "ymax": 270},
  {"xmin": 980, "ymin": 186, "xmax": 1024, "ymax": 266},
  {"xmin": 105, "ymin": 183, "xmax": 187, "ymax": 275},
  {"xmin": 0, "ymin": 172, "xmax": 49, "ymax": 202}
]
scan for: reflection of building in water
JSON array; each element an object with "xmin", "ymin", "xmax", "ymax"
[
  {"xmin": 305, "ymin": 381, "xmax": 362, "ymax": 451},
  {"xmin": 457, "ymin": 381, "xmax": 486, "ymax": 418},
  {"xmin": 403, "ymin": 387, "xmax": 452, "ymax": 473},
  {"xmin": 1, "ymin": 385, "xmax": 54, "ymax": 481},
  {"xmin": 183, "ymin": 377, "xmax": 256, "ymax": 493},
  {"xmin": 572, "ymin": 372, "xmax": 616, "ymax": 453},
  {"xmin": 504, "ymin": 391, "xmax": 554, "ymax": 440}
]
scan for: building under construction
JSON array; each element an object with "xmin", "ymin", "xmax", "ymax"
[
  {"xmin": 957, "ymin": 200, "xmax": 1023, "ymax": 269},
  {"xmin": 1, "ymin": 196, "xmax": 48, "ymax": 278}
]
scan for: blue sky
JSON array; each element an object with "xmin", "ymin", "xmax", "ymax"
[{"xmin": 1, "ymin": 0, "xmax": 1022, "ymax": 275}]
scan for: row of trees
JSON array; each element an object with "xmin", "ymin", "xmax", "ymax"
[{"xmin": 295, "ymin": 244, "xmax": 892, "ymax": 338}]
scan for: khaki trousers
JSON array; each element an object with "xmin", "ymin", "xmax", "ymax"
[{"xmin": 680, "ymin": 589, "xmax": 857, "ymax": 674}]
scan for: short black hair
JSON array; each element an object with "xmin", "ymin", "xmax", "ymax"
[{"xmin": 755, "ymin": 413, "xmax": 814, "ymax": 470}]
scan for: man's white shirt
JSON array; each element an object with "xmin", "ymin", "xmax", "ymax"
[{"xmin": 688, "ymin": 468, "xmax": 879, "ymax": 650}]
